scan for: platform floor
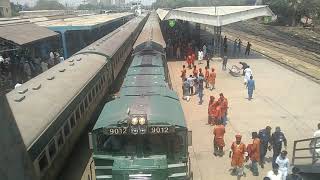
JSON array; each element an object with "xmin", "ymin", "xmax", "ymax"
[{"xmin": 167, "ymin": 56, "xmax": 320, "ymax": 180}]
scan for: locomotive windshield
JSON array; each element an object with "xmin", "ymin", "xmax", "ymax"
[{"xmin": 95, "ymin": 133, "xmax": 184, "ymax": 159}]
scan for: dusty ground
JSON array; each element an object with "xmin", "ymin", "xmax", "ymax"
[{"xmin": 167, "ymin": 55, "xmax": 320, "ymax": 180}]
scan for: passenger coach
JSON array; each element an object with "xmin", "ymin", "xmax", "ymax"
[{"xmin": 5, "ymin": 15, "xmax": 147, "ymax": 180}]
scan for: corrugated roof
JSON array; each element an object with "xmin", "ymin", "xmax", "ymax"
[
  {"xmin": 164, "ymin": 6, "xmax": 275, "ymax": 26},
  {"xmin": 0, "ymin": 23, "xmax": 58, "ymax": 46}
]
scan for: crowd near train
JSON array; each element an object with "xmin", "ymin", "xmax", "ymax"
[
  {"xmin": 89, "ymin": 12, "xmax": 192, "ymax": 180},
  {"xmin": 5, "ymin": 14, "xmax": 147, "ymax": 180}
]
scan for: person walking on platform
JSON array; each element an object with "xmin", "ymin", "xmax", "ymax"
[
  {"xmin": 259, "ymin": 126, "xmax": 272, "ymax": 168},
  {"xmin": 275, "ymin": 150, "xmax": 289, "ymax": 180},
  {"xmin": 248, "ymin": 132, "xmax": 261, "ymax": 176},
  {"xmin": 182, "ymin": 78, "xmax": 190, "ymax": 102},
  {"xmin": 244, "ymin": 66, "xmax": 253, "ymax": 85},
  {"xmin": 233, "ymin": 39, "xmax": 238, "ymax": 57},
  {"xmin": 180, "ymin": 65, "xmax": 186, "ymax": 82},
  {"xmin": 191, "ymin": 52, "xmax": 196, "ymax": 67},
  {"xmin": 176, "ymin": 45, "xmax": 181, "ymax": 59},
  {"xmin": 218, "ymin": 93, "xmax": 228, "ymax": 126},
  {"xmin": 205, "ymin": 66, "xmax": 209, "ymax": 88},
  {"xmin": 197, "ymin": 74, "xmax": 204, "ymax": 104},
  {"xmin": 229, "ymin": 134, "xmax": 248, "ymax": 177},
  {"xmin": 187, "ymin": 55, "xmax": 192, "ymax": 69},
  {"xmin": 213, "ymin": 120, "xmax": 225, "ymax": 156},
  {"xmin": 222, "ymin": 55, "xmax": 228, "ymax": 70},
  {"xmin": 246, "ymin": 75, "xmax": 255, "ymax": 100},
  {"xmin": 223, "ymin": 36, "xmax": 228, "ymax": 47},
  {"xmin": 208, "ymin": 96, "xmax": 216, "ymax": 124},
  {"xmin": 198, "ymin": 49, "xmax": 203, "ymax": 64},
  {"xmin": 208, "ymin": 68, "xmax": 216, "ymax": 90},
  {"xmin": 187, "ymin": 75, "xmax": 195, "ymax": 95},
  {"xmin": 270, "ymin": 127, "xmax": 287, "ymax": 167},
  {"xmin": 237, "ymin": 39, "xmax": 242, "ymax": 57},
  {"xmin": 245, "ymin": 42, "xmax": 252, "ymax": 56}
]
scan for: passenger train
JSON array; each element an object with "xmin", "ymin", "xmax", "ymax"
[
  {"xmin": 90, "ymin": 12, "xmax": 193, "ymax": 180},
  {"xmin": 5, "ymin": 14, "xmax": 147, "ymax": 180}
]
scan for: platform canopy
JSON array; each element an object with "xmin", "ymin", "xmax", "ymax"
[{"xmin": 158, "ymin": 6, "xmax": 275, "ymax": 26}]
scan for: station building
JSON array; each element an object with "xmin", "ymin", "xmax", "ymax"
[{"xmin": 0, "ymin": 0, "xmax": 11, "ymax": 18}]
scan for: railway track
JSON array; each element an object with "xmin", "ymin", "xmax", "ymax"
[{"xmin": 219, "ymin": 28, "xmax": 320, "ymax": 84}]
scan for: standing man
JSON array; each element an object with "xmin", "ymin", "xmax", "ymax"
[
  {"xmin": 205, "ymin": 66, "xmax": 209, "ymax": 88},
  {"xmin": 213, "ymin": 120, "xmax": 225, "ymax": 156},
  {"xmin": 237, "ymin": 39, "xmax": 242, "ymax": 57},
  {"xmin": 229, "ymin": 134, "xmax": 248, "ymax": 177},
  {"xmin": 222, "ymin": 55, "xmax": 228, "ymax": 70},
  {"xmin": 246, "ymin": 75, "xmax": 255, "ymax": 100},
  {"xmin": 182, "ymin": 78, "xmax": 190, "ymax": 101},
  {"xmin": 180, "ymin": 65, "xmax": 186, "ymax": 82},
  {"xmin": 270, "ymin": 127, "xmax": 287, "ymax": 167},
  {"xmin": 208, "ymin": 68, "xmax": 216, "ymax": 90},
  {"xmin": 310, "ymin": 123, "xmax": 320, "ymax": 156},
  {"xmin": 198, "ymin": 74, "xmax": 204, "ymax": 105},
  {"xmin": 245, "ymin": 42, "xmax": 252, "ymax": 56},
  {"xmin": 249, "ymin": 132, "xmax": 261, "ymax": 176},
  {"xmin": 276, "ymin": 150, "xmax": 290, "ymax": 180},
  {"xmin": 258, "ymin": 126, "xmax": 272, "ymax": 168},
  {"xmin": 218, "ymin": 93, "xmax": 228, "ymax": 126},
  {"xmin": 244, "ymin": 66, "xmax": 253, "ymax": 85},
  {"xmin": 208, "ymin": 96, "xmax": 216, "ymax": 124},
  {"xmin": 187, "ymin": 75, "xmax": 195, "ymax": 95},
  {"xmin": 233, "ymin": 39, "xmax": 238, "ymax": 57}
]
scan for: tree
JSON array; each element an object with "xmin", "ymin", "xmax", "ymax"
[{"xmin": 33, "ymin": 0, "xmax": 65, "ymax": 10}]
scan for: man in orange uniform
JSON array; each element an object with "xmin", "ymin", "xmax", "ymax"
[
  {"xmin": 218, "ymin": 93, "xmax": 228, "ymax": 126},
  {"xmin": 204, "ymin": 66, "xmax": 209, "ymax": 88},
  {"xmin": 248, "ymin": 132, "xmax": 261, "ymax": 176},
  {"xmin": 212, "ymin": 105, "xmax": 222, "ymax": 125},
  {"xmin": 187, "ymin": 55, "xmax": 192, "ymax": 69},
  {"xmin": 208, "ymin": 99, "xmax": 220, "ymax": 125},
  {"xmin": 213, "ymin": 120, "xmax": 225, "ymax": 156},
  {"xmin": 193, "ymin": 65, "xmax": 198, "ymax": 77},
  {"xmin": 229, "ymin": 134, "xmax": 248, "ymax": 177},
  {"xmin": 208, "ymin": 68, "xmax": 216, "ymax": 90},
  {"xmin": 191, "ymin": 52, "xmax": 196, "ymax": 67},
  {"xmin": 180, "ymin": 65, "xmax": 186, "ymax": 82},
  {"xmin": 208, "ymin": 96, "xmax": 215, "ymax": 124}
]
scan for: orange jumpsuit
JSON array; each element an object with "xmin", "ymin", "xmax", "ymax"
[
  {"xmin": 219, "ymin": 97, "xmax": 228, "ymax": 117},
  {"xmin": 193, "ymin": 68, "xmax": 198, "ymax": 77},
  {"xmin": 212, "ymin": 105, "xmax": 222, "ymax": 125},
  {"xmin": 181, "ymin": 68, "xmax": 186, "ymax": 80},
  {"xmin": 191, "ymin": 53, "xmax": 196, "ymax": 66},
  {"xmin": 208, "ymin": 101, "xmax": 219, "ymax": 124},
  {"xmin": 187, "ymin": 55, "xmax": 192, "ymax": 67},
  {"xmin": 249, "ymin": 138, "xmax": 261, "ymax": 161},
  {"xmin": 214, "ymin": 125, "xmax": 226, "ymax": 148},
  {"xmin": 208, "ymin": 71, "xmax": 216, "ymax": 85},
  {"xmin": 231, "ymin": 142, "xmax": 247, "ymax": 167}
]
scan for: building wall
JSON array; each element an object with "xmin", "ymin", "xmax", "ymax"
[
  {"xmin": 0, "ymin": 0, "xmax": 11, "ymax": 17},
  {"xmin": 101, "ymin": 0, "xmax": 112, "ymax": 6},
  {"xmin": 114, "ymin": 0, "xmax": 126, "ymax": 6},
  {"xmin": 88, "ymin": 0, "xmax": 98, "ymax": 5}
]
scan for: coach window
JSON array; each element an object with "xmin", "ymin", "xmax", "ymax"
[
  {"xmin": 76, "ymin": 107, "xmax": 81, "ymax": 120},
  {"xmin": 48, "ymin": 139, "xmax": 57, "ymax": 160},
  {"xmin": 89, "ymin": 92, "xmax": 92, "ymax": 103},
  {"xmin": 84, "ymin": 96, "xmax": 89, "ymax": 109},
  {"xmin": 92, "ymin": 88, "xmax": 96, "ymax": 98},
  {"xmin": 64, "ymin": 122, "xmax": 70, "ymax": 137},
  {"xmin": 38, "ymin": 151, "xmax": 49, "ymax": 172},
  {"xmin": 56, "ymin": 130, "xmax": 64, "ymax": 148},
  {"xmin": 80, "ymin": 102, "xmax": 85, "ymax": 114},
  {"xmin": 70, "ymin": 114, "xmax": 76, "ymax": 128}
]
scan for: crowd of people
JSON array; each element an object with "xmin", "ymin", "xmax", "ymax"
[
  {"xmin": 172, "ymin": 33, "xmax": 309, "ymax": 180},
  {"xmin": 0, "ymin": 49, "xmax": 64, "ymax": 93}
]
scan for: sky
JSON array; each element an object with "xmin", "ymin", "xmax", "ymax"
[{"xmin": 10, "ymin": 0, "xmax": 156, "ymax": 7}]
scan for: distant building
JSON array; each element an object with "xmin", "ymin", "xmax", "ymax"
[
  {"xmin": 88, "ymin": 0, "xmax": 98, "ymax": 5},
  {"xmin": 114, "ymin": 0, "xmax": 126, "ymax": 7},
  {"xmin": 101, "ymin": 0, "xmax": 113, "ymax": 6},
  {"xmin": 0, "ymin": 0, "xmax": 11, "ymax": 17}
]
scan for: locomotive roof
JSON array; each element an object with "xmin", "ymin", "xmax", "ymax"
[
  {"xmin": 133, "ymin": 12, "xmax": 166, "ymax": 49},
  {"xmin": 122, "ymin": 74, "xmax": 167, "ymax": 87},
  {"xmin": 119, "ymin": 86, "xmax": 176, "ymax": 97},
  {"xmin": 6, "ymin": 53, "xmax": 107, "ymax": 149},
  {"xmin": 130, "ymin": 54, "xmax": 163, "ymax": 67},
  {"xmin": 75, "ymin": 15, "xmax": 146, "ymax": 58},
  {"xmin": 93, "ymin": 95, "xmax": 186, "ymax": 130}
]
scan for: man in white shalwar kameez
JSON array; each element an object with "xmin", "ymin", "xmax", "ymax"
[{"xmin": 244, "ymin": 66, "xmax": 253, "ymax": 85}]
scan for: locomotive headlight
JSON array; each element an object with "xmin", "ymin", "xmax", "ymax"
[
  {"xmin": 138, "ymin": 117, "xmax": 146, "ymax": 125},
  {"xmin": 139, "ymin": 126, "xmax": 147, "ymax": 134},
  {"xmin": 131, "ymin": 126, "xmax": 139, "ymax": 135},
  {"xmin": 131, "ymin": 117, "xmax": 138, "ymax": 125}
]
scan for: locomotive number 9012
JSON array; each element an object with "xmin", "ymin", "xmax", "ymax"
[
  {"xmin": 149, "ymin": 126, "xmax": 173, "ymax": 134},
  {"xmin": 105, "ymin": 127, "xmax": 128, "ymax": 135}
]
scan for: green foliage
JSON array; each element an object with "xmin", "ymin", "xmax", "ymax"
[{"xmin": 33, "ymin": 0, "xmax": 65, "ymax": 10}]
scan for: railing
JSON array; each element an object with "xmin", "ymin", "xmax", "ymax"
[{"xmin": 292, "ymin": 136, "xmax": 320, "ymax": 166}]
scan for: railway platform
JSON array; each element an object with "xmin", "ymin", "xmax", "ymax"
[{"xmin": 167, "ymin": 55, "xmax": 320, "ymax": 179}]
